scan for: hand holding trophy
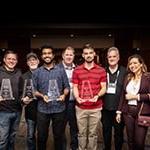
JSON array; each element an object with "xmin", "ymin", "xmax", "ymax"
[
  {"xmin": 43, "ymin": 95, "xmax": 49, "ymax": 103},
  {"xmin": 0, "ymin": 96, "xmax": 3, "ymax": 101},
  {"xmin": 22, "ymin": 96, "xmax": 33, "ymax": 105}
]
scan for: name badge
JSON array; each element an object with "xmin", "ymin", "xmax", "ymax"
[{"xmin": 106, "ymin": 83, "xmax": 116, "ymax": 94}]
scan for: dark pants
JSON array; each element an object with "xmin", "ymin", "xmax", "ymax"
[
  {"xmin": 101, "ymin": 109, "xmax": 124, "ymax": 150},
  {"xmin": 26, "ymin": 119, "xmax": 36, "ymax": 150},
  {"xmin": 123, "ymin": 105, "xmax": 148, "ymax": 150},
  {"xmin": 62, "ymin": 101, "xmax": 78, "ymax": 150},
  {"xmin": 37, "ymin": 111, "xmax": 65, "ymax": 150}
]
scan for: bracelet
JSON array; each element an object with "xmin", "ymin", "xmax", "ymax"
[{"xmin": 116, "ymin": 111, "xmax": 122, "ymax": 114}]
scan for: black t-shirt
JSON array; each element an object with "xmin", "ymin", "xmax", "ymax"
[{"xmin": 103, "ymin": 66, "xmax": 127, "ymax": 110}]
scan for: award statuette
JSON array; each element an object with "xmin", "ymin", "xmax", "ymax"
[
  {"xmin": 47, "ymin": 80, "xmax": 60, "ymax": 102},
  {"xmin": 22, "ymin": 79, "xmax": 36, "ymax": 99},
  {"xmin": 0, "ymin": 79, "xmax": 14, "ymax": 100},
  {"xmin": 80, "ymin": 80, "xmax": 93, "ymax": 101}
]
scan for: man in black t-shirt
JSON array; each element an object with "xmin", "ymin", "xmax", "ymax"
[
  {"xmin": 22, "ymin": 52, "xmax": 39, "ymax": 150},
  {"xmin": 0, "ymin": 50, "xmax": 22, "ymax": 149},
  {"xmin": 101, "ymin": 47, "xmax": 126, "ymax": 150}
]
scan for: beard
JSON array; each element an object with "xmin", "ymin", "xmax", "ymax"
[
  {"xmin": 85, "ymin": 57, "xmax": 94, "ymax": 63},
  {"xmin": 30, "ymin": 64, "xmax": 38, "ymax": 70},
  {"xmin": 43, "ymin": 58, "xmax": 54, "ymax": 65}
]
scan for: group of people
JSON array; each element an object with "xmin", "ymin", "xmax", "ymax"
[{"xmin": 0, "ymin": 44, "xmax": 150, "ymax": 150}]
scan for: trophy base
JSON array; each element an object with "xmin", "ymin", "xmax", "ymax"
[
  {"xmin": 81, "ymin": 98, "xmax": 93, "ymax": 103},
  {"xmin": 47, "ymin": 98, "xmax": 59, "ymax": 102},
  {"xmin": 1, "ymin": 97, "xmax": 15, "ymax": 101}
]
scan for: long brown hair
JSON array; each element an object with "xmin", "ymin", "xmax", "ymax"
[{"xmin": 127, "ymin": 54, "xmax": 147, "ymax": 81}]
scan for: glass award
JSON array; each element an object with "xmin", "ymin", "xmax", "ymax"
[
  {"xmin": 80, "ymin": 80, "xmax": 93, "ymax": 101},
  {"xmin": 47, "ymin": 80, "xmax": 60, "ymax": 102},
  {"xmin": 0, "ymin": 79, "xmax": 14, "ymax": 100},
  {"xmin": 22, "ymin": 79, "xmax": 36, "ymax": 99}
]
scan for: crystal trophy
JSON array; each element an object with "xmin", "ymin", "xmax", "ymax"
[
  {"xmin": 80, "ymin": 80, "xmax": 93, "ymax": 101},
  {"xmin": 47, "ymin": 80, "xmax": 60, "ymax": 102},
  {"xmin": 0, "ymin": 79, "xmax": 14, "ymax": 100},
  {"xmin": 22, "ymin": 79, "xmax": 36, "ymax": 99}
]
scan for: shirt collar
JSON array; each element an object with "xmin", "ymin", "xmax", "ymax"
[
  {"xmin": 63, "ymin": 62, "xmax": 75, "ymax": 70},
  {"xmin": 83, "ymin": 62, "xmax": 97, "ymax": 70},
  {"xmin": 42, "ymin": 63, "xmax": 57, "ymax": 71}
]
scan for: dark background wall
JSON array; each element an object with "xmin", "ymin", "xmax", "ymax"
[{"xmin": 0, "ymin": 15, "xmax": 150, "ymax": 72}]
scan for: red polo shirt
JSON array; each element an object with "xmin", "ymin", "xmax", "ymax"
[{"xmin": 72, "ymin": 63, "xmax": 106, "ymax": 109}]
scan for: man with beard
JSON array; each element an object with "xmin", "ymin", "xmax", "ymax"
[
  {"xmin": 72, "ymin": 43, "xmax": 107, "ymax": 150},
  {"xmin": 21, "ymin": 52, "xmax": 39, "ymax": 150},
  {"xmin": 32, "ymin": 45, "xmax": 70, "ymax": 150}
]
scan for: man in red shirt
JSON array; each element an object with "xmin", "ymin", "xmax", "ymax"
[{"xmin": 72, "ymin": 43, "xmax": 107, "ymax": 150}]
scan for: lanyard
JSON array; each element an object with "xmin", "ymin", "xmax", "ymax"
[{"xmin": 107, "ymin": 70, "xmax": 120, "ymax": 85}]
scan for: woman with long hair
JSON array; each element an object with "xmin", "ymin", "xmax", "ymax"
[{"xmin": 116, "ymin": 54, "xmax": 150, "ymax": 150}]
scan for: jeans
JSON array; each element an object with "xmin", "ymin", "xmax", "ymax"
[
  {"xmin": 0, "ymin": 111, "xmax": 21, "ymax": 150},
  {"xmin": 26, "ymin": 119, "xmax": 36, "ymax": 150}
]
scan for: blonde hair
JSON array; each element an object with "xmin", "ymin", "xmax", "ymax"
[{"xmin": 62, "ymin": 46, "xmax": 75, "ymax": 55}]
